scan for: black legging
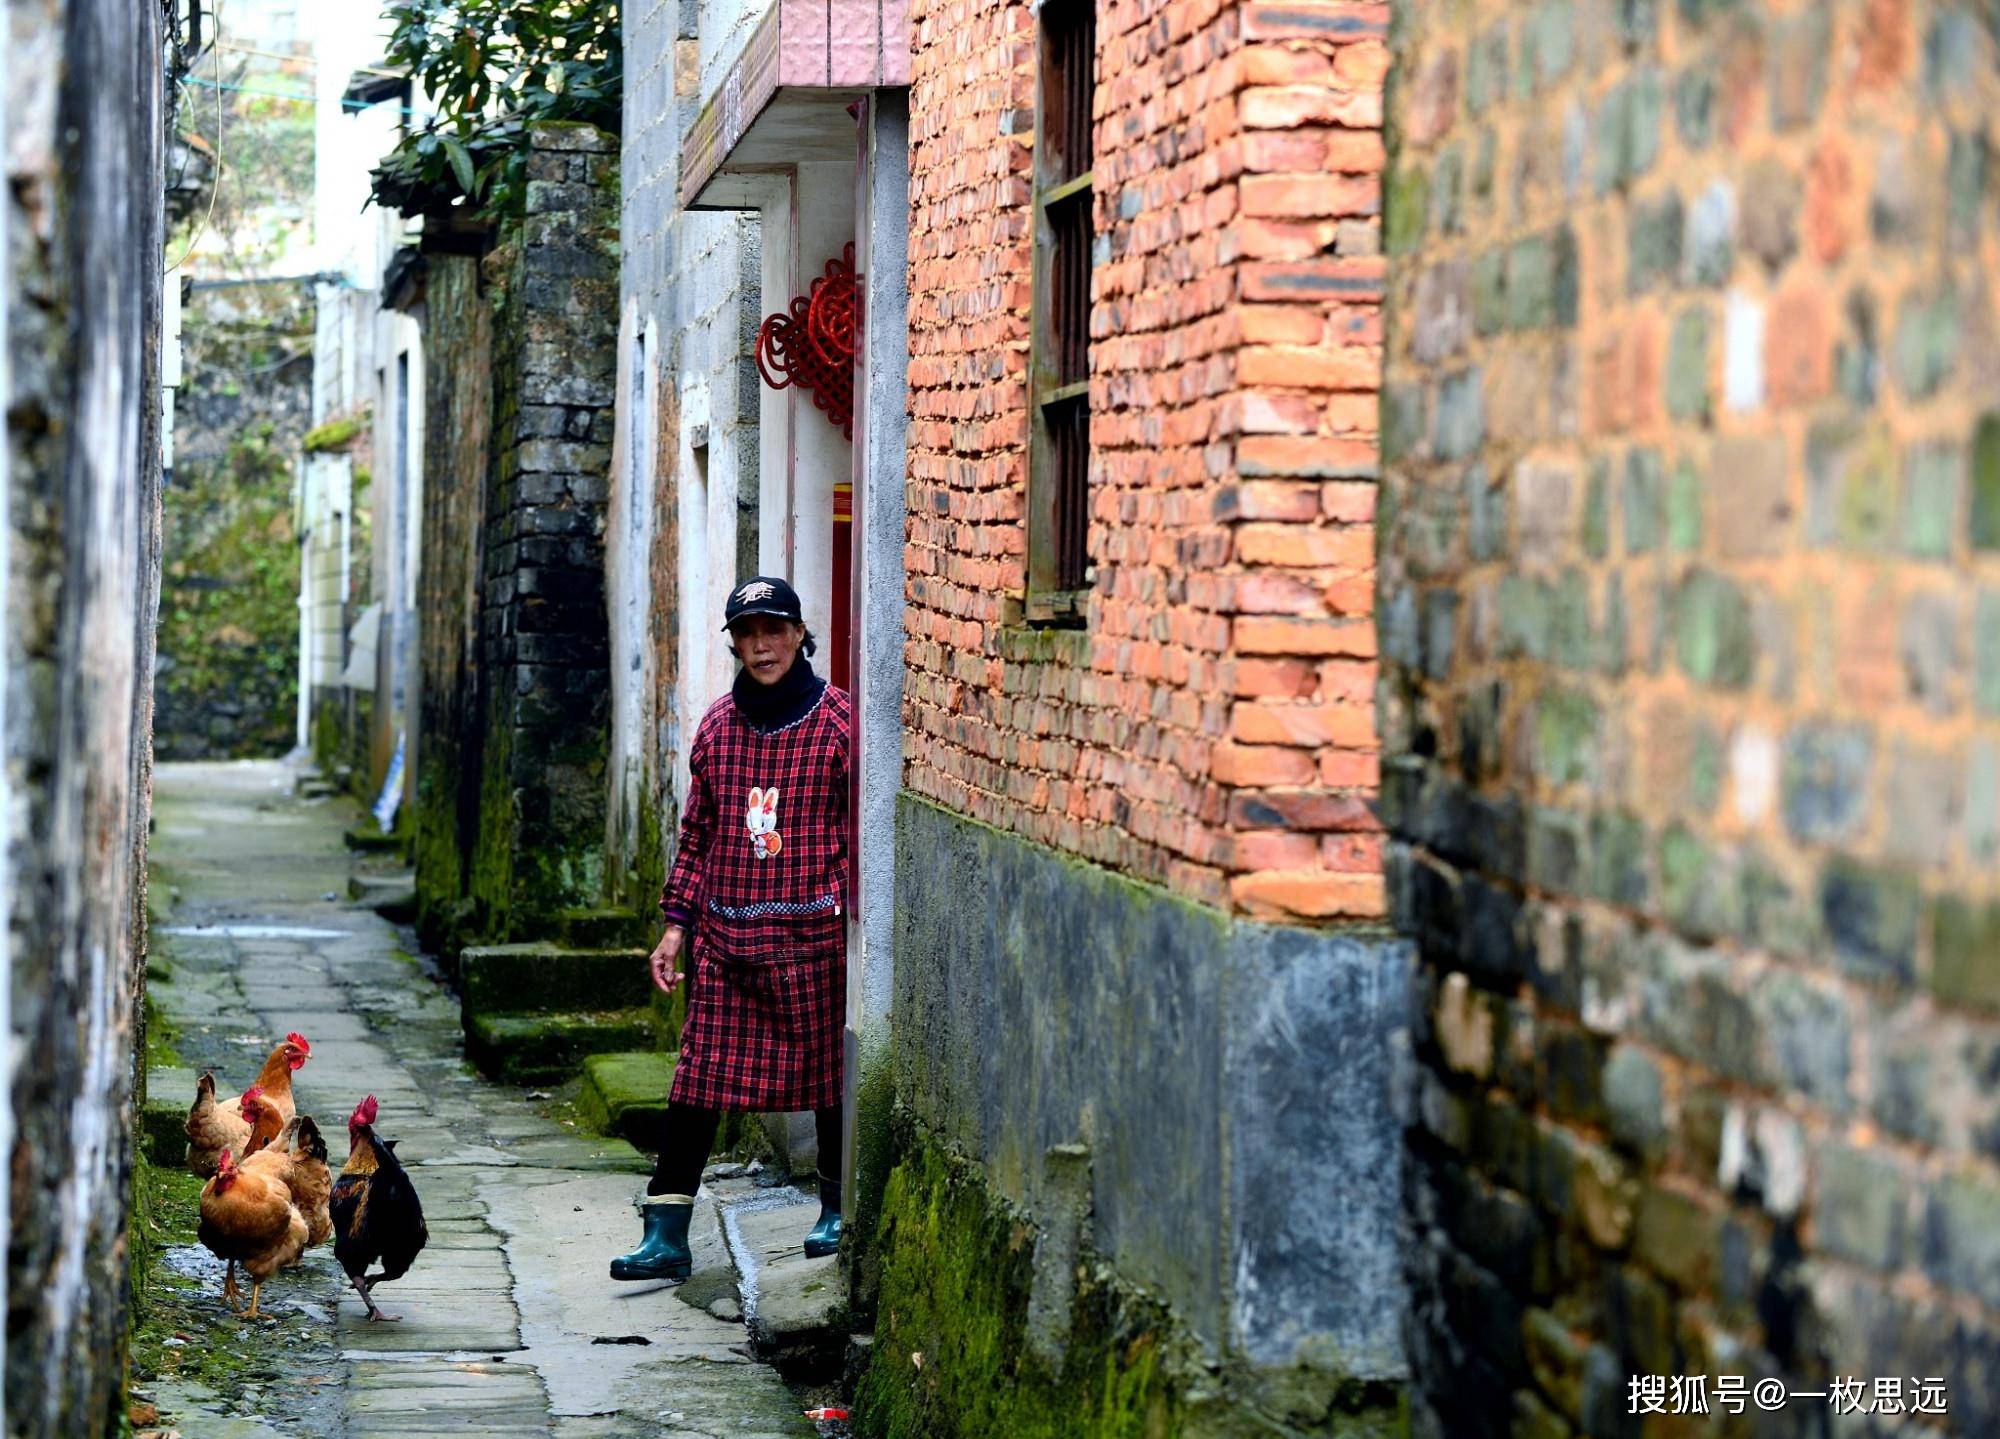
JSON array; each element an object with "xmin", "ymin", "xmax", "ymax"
[{"xmin": 648, "ymin": 1102, "xmax": 843, "ymax": 1197}]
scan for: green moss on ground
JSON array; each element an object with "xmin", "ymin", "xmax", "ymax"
[
  {"xmin": 126, "ymin": 1161, "xmax": 338, "ymax": 1414},
  {"xmin": 127, "ymin": 999, "xmax": 338, "ymax": 1425},
  {"xmin": 577, "ymin": 1050, "xmax": 678, "ymax": 1140}
]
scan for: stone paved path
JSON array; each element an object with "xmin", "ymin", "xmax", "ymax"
[{"xmin": 142, "ymin": 760, "xmax": 821, "ymax": 1438}]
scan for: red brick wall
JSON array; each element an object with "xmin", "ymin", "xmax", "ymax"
[{"xmin": 903, "ymin": 0, "xmax": 1390, "ymax": 921}]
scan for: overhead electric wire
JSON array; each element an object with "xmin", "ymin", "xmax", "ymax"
[
  {"xmin": 167, "ymin": 0, "xmax": 226, "ymax": 274},
  {"xmin": 185, "ymin": 74, "xmax": 424, "ymax": 119},
  {"xmin": 213, "ymin": 37, "xmax": 405, "ymax": 80}
]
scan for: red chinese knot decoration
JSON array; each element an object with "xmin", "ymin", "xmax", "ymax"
[{"xmin": 755, "ymin": 243, "xmax": 858, "ymax": 438}]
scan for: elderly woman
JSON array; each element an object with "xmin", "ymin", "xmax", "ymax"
[{"xmin": 610, "ymin": 575, "xmax": 849, "ymax": 1284}]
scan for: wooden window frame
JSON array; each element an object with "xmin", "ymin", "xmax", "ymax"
[{"xmin": 1026, "ymin": 0, "xmax": 1095, "ymax": 626}]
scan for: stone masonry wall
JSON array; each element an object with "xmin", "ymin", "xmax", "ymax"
[
  {"xmin": 1381, "ymin": 1, "xmax": 2000, "ymax": 1434},
  {"xmin": 468, "ymin": 124, "xmax": 620, "ymax": 941},
  {"xmin": 412, "ymin": 249, "xmax": 495, "ymax": 952},
  {"xmin": 903, "ymin": 0, "xmax": 1391, "ymax": 922},
  {"xmin": 4, "ymin": 0, "xmax": 165, "ymax": 1432}
]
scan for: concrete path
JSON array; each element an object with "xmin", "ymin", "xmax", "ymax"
[{"xmin": 141, "ymin": 760, "xmax": 822, "ymax": 1438}]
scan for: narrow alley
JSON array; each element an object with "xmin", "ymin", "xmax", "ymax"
[{"xmin": 136, "ymin": 760, "xmax": 829, "ymax": 1439}]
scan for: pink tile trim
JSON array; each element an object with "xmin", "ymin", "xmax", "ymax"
[
  {"xmin": 829, "ymin": 0, "xmax": 877, "ymax": 85},
  {"xmin": 879, "ymin": 0, "xmax": 909, "ymax": 86},
  {"xmin": 778, "ymin": 0, "xmax": 829, "ymax": 86}
]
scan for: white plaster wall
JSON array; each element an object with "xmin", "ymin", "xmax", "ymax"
[
  {"xmin": 364, "ymin": 311, "xmax": 424, "ymax": 800},
  {"xmin": 785, "ymin": 161, "xmax": 856, "ymax": 638},
  {"xmin": 607, "ymin": 302, "xmax": 659, "ymax": 879},
  {"xmin": 757, "ymin": 179, "xmax": 794, "ymax": 580},
  {"xmin": 303, "ymin": 0, "xmax": 408, "ymax": 756},
  {"xmin": 844, "ymin": 91, "xmax": 910, "ymax": 1230},
  {"xmin": 618, "ymin": 0, "xmax": 769, "ymax": 877},
  {"xmin": 310, "ymin": 1, "xmax": 397, "ymax": 287}
]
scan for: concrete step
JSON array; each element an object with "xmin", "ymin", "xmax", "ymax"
[
  {"xmin": 458, "ymin": 942, "xmax": 651, "ymax": 1016},
  {"xmin": 464, "ymin": 1009, "xmax": 660, "ymax": 1085},
  {"xmin": 552, "ymin": 906, "xmax": 654, "ymax": 950},
  {"xmin": 576, "ymin": 1050, "xmax": 677, "ymax": 1143}
]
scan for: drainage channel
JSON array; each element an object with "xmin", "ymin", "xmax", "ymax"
[{"xmin": 716, "ymin": 1189, "xmax": 815, "ymax": 1326}]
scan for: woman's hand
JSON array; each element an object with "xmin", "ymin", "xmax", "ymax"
[{"xmin": 649, "ymin": 926, "xmax": 686, "ymax": 993}]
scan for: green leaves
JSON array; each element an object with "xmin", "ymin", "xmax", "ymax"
[
  {"xmin": 368, "ymin": 0, "xmax": 621, "ymax": 219},
  {"xmin": 441, "ymin": 133, "xmax": 476, "ymax": 194}
]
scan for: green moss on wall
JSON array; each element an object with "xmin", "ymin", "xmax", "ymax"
[
  {"xmin": 154, "ymin": 426, "xmax": 300, "ymax": 759},
  {"xmin": 856, "ymin": 1115, "xmax": 1410, "ymax": 1439},
  {"xmin": 855, "ymin": 1134, "xmax": 1184, "ymax": 1439},
  {"xmin": 300, "ymin": 410, "xmax": 369, "ymax": 453},
  {"xmin": 412, "ymin": 756, "xmax": 472, "ymax": 954}
]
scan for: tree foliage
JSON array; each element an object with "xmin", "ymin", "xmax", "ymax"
[{"xmin": 369, "ymin": 0, "xmax": 620, "ymax": 220}]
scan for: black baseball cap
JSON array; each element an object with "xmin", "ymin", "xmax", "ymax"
[{"xmin": 722, "ymin": 575, "xmax": 804, "ymax": 630}]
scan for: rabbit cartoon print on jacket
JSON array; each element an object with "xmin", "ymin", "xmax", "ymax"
[{"xmin": 746, "ymin": 787, "xmax": 782, "ymax": 859}]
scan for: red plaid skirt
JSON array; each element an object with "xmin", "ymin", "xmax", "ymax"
[{"xmin": 668, "ymin": 943, "xmax": 844, "ymax": 1110}]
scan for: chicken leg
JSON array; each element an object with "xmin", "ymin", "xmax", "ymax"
[
  {"xmin": 221, "ymin": 1260, "xmax": 241, "ymax": 1311},
  {"xmin": 350, "ymin": 1273, "xmax": 400, "ymax": 1322},
  {"xmin": 242, "ymin": 1280, "xmax": 270, "ymax": 1321}
]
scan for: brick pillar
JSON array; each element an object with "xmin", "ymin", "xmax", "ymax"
[{"xmin": 471, "ymin": 123, "xmax": 620, "ymax": 939}]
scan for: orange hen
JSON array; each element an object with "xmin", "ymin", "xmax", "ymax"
[
  {"xmin": 196, "ymin": 1147, "xmax": 308, "ymax": 1319},
  {"xmin": 184, "ymin": 1032, "xmax": 312, "ymax": 1177}
]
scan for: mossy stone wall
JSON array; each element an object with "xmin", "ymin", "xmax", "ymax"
[
  {"xmin": 155, "ymin": 418, "xmax": 309, "ymax": 760},
  {"xmin": 408, "ymin": 123, "xmax": 621, "ymax": 949},
  {"xmin": 874, "ymin": 794, "xmax": 1413, "ymax": 1433},
  {"xmin": 411, "ymin": 247, "xmax": 496, "ymax": 952},
  {"xmin": 465, "ymin": 123, "xmax": 619, "ymax": 941},
  {"xmin": 858, "ymin": 1125, "xmax": 1410, "ymax": 1439}
]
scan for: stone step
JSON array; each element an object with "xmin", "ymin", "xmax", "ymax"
[
  {"xmin": 464, "ymin": 1009, "xmax": 660, "ymax": 1085},
  {"xmin": 552, "ymin": 906, "xmax": 654, "ymax": 950},
  {"xmin": 344, "ymin": 825, "xmax": 401, "ymax": 853},
  {"xmin": 458, "ymin": 942, "xmax": 651, "ymax": 1016},
  {"xmin": 348, "ymin": 870, "xmax": 415, "ymax": 900},
  {"xmin": 576, "ymin": 1050, "xmax": 677, "ymax": 1143},
  {"xmin": 349, "ymin": 871, "xmax": 419, "ymax": 922},
  {"xmin": 138, "ymin": 1065, "xmax": 200, "ymax": 1166},
  {"xmin": 720, "ymin": 1191, "xmax": 848, "ymax": 1380}
]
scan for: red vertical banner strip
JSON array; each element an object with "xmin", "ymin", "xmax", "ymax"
[{"xmin": 830, "ymin": 482, "xmax": 854, "ymax": 695}]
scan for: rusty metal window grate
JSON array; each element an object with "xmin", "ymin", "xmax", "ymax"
[
  {"xmin": 1027, "ymin": 0, "xmax": 1095, "ymax": 624},
  {"xmin": 1046, "ymin": 393, "xmax": 1089, "ymax": 591}
]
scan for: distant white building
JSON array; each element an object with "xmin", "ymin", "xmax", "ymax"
[{"xmin": 295, "ymin": 0, "xmax": 424, "ymax": 819}]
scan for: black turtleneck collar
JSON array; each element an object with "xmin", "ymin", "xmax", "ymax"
[{"xmin": 731, "ymin": 653, "xmax": 826, "ymax": 733}]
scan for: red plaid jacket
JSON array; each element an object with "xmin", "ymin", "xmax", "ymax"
[{"xmin": 660, "ymin": 683, "xmax": 851, "ymax": 962}]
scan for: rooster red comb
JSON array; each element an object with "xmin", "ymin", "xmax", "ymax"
[
  {"xmin": 286, "ymin": 1031, "xmax": 312, "ymax": 1053},
  {"xmin": 241, "ymin": 1084, "xmax": 264, "ymax": 1106},
  {"xmin": 349, "ymin": 1094, "xmax": 379, "ymax": 1128}
]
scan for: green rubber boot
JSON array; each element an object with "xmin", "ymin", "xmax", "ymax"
[
  {"xmin": 803, "ymin": 1173, "xmax": 842, "ymax": 1258},
  {"xmin": 609, "ymin": 1194, "xmax": 694, "ymax": 1282}
]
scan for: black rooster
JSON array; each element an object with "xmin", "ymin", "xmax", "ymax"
[{"xmin": 330, "ymin": 1094, "xmax": 427, "ymax": 1321}]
